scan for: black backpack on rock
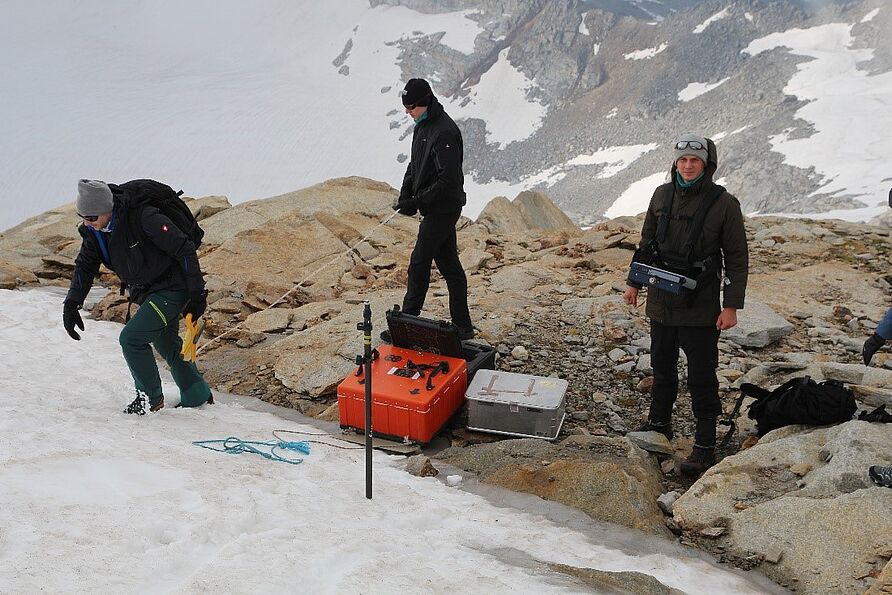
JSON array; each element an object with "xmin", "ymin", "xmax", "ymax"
[
  {"xmin": 113, "ymin": 179, "xmax": 205, "ymax": 248},
  {"xmin": 739, "ymin": 376, "xmax": 857, "ymax": 436}
]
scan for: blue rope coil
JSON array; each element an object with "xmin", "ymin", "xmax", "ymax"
[{"xmin": 193, "ymin": 436, "xmax": 311, "ymax": 465}]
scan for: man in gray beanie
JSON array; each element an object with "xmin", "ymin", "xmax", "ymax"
[
  {"xmin": 64, "ymin": 178, "xmax": 212, "ymax": 416},
  {"xmin": 623, "ymin": 133, "xmax": 749, "ymax": 477},
  {"xmin": 76, "ymin": 179, "xmax": 114, "ymax": 218}
]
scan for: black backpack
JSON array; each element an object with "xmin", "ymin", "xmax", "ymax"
[
  {"xmin": 116, "ymin": 179, "xmax": 205, "ymax": 248},
  {"xmin": 740, "ymin": 376, "xmax": 857, "ymax": 436}
]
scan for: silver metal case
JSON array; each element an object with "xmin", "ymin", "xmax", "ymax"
[{"xmin": 466, "ymin": 370, "xmax": 568, "ymax": 440}]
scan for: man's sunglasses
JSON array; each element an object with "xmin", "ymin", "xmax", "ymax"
[
  {"xmin": 77, "ymin": 213, "xmax": 100, "ymax": 222},
  {"xmin": 675, "ymin": 140, "xmax": 706, "ymax": 151},
  {"xmin": 403, "ymin": 103, "xmax": 418, "ymax": 110}
]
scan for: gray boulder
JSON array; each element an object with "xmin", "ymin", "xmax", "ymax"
[
  {"xmin": 673, "ymin": 421, "xmax": 892, "ymax": 594},
  {"xmin": 724, "ymin": 300, "xmax": 794, "ymax": 348}
]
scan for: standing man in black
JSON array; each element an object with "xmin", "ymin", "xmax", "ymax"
[
  {"xmin": 623, "ymin": 134, "xmax": 749, "ymax": 476},
  {"xmin": 388, "ymin": 78, "xmax": 474, "ymax": 340}
]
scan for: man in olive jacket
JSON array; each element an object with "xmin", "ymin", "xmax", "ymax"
[
  {"xmin": 624, "ymin": 134, "xmax": 749, "ymax": 476},
  {"xmin": 63, "ymin": 179, "xmax": 213, "ymax": 415},
  {"xmin": 389, "ymin": 78, "xmax": 474, "ymax": 339}
]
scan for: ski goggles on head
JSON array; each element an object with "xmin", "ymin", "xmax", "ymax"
[
  {"xmin": 675, "ymin": 140, "xmax": 706, "ymax": 151},
  {"xmin": 77, "ymin": 213, "xmax": 100, "ymax": 222}
]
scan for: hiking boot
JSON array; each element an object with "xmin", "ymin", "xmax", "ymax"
[
  {"xmin": 637, "ymin": 421, "xmax": 674, "ymax": 441},
  {"xmin": 863, "ymin": 333, "xmax": 886, "ymax": 366},
  {"xmin": 869, "ymin": 465, "xmax": 892, "ymax": 488},
  {"xmin": 176, "ymin": 393, "xmax": 215, "ymax": 408},
  {"xmin": 124, "ymin": 395, "xmax": 146, "ymax": 416},
  {"xmin": 457, "ymin": 326, "xmax": 475, "ymax": 341},
  {"xmin": 380, "ymin": 330, "xmax": 392, "ymax": 344},
  {"xmin": 149, "ymin": 396, "xmax": 164, "ymax": 412},
  {"xmin": 679, "ymin": 446, "xmax": 716, "ymax": 477}
]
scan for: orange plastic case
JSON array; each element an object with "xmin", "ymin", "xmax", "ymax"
[{"xmin": 337, "ymin": 344, "xmax": 468, "ymax": 443}]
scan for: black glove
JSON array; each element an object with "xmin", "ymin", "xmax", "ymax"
[
  {"xmin": 63, "ymin": 301, "xmax": 84, "ymax": 341},
  {"xmin": 393, "ymin": 197, "xmax": 419, "ymax": 216},
  {"xmin": 863, "ymin": 333, "xmax": 886, "ymax": 366},
  {"xmin": 183, "ymin": 290, "xmax": 208, "ymax": 320}
]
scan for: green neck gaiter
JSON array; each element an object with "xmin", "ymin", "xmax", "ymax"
[{"xmin": 676, "ymin": 170, "xmax": 705, "ymax": 188}]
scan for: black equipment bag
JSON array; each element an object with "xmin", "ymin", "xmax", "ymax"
[
  {"xmin": 117, "ymin": 179, "xmax": 205, "ymax": 248},
  {"xmin": 385, "ymin": 305, "xmax": 495, "ymax": 380},
  {"xmin": 739, "ymin": 376, "xmax": 857, "ymax": 436},
  {"xmin": 628, "ymin": 262, "xmax": 697, "ymax": 295}
]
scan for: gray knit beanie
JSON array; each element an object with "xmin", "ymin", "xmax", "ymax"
[
  {"xmin": 673, "ymin": 133, "xmax": 709, "ymax": 165},
  {"xmin": 76, "ymin": 179, "xmax": 113, "ymax": 216}
]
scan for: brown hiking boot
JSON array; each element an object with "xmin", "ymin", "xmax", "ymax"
[
  {"xmin": 679, "ymin": 446, "xmax": 715, "ymax": 477},
  {"xmin": 149, "ymin": 396, "xmax": 164, "ymax": 412}
]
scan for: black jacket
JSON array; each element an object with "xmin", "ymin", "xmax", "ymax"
[
  {"xmin": 631, "ymin": 139, "xmax": 749, "ymax": 326},
  {"xmin": 399, "ymin": 98, "xmax": 466, "ymax": 216},
  {"xmin": 65, "ymin": 187, "xmax": 205, "ymax": 306}
]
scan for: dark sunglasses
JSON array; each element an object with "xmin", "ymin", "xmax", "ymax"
[
  {"xmin": 675, "ymin": 140, "xmax": 706, "ymax": 151},
  {"xmin": 77, "ymin": 213, "xmax": 100, "ymax": 222},
  {"xmin": 403, "ymin": 103, "xmax": 418, "ymax": 110}
]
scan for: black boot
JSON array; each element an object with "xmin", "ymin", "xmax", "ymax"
[
  {"xmin": 869, "ymin": 465, "xmax": 892, "ymax": 488},
  {"xmin": 637, "ymin": 420, "xmax": 674, "ymax": 441},
  {"xmin": 124, "ymin": 394, "xmax": 146, "ymax": 415},
  {"xmin": 680, "ymin": 446, "xmax": 716, "ymax": 477},
  {"xmin": 863, "ymin": 333, "xmax": 886, "ymax": 366}
]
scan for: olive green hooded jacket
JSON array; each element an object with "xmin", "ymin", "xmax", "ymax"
[{"xmin": 631, "ymin": 138, "xmax": 749, "ymax": 326}]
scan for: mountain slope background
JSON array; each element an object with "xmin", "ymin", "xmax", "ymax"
[{"xmin": 1, "ymin": 0, "xmax": 889, "ymax": 231}]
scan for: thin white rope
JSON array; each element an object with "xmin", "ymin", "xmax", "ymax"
[{"xmin": 196, "ymin": 209, "xmax": 401, "ymax": 354}]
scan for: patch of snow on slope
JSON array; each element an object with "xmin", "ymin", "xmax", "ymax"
[
  {"xmin": 678, "ymin": 77, "xmax": 731, "ymax": 102},
  {"xmin": 861, "ymin": 8, "xmax": 880, "ymax": 24},
  {"xmin": 447, "ymin": 48, "xmax": 547, "ymax": 150},
  {"xmin": 604, "ymin": 172, "xmax": 668, "ymax": 218},
  {"xmin": 624, "ymin": 43, "xmax": 668, "ymax": 60},
  {"xmin": 0, "ymin": 1, "xmax": 492, "ymax": 230},
  {"xmin": 566, "ymin": 143, "xmax": 660, "ymax": 179},
  {"xmin": 467, "ymin": 143, "xmax": 658, "ymax": 210},
  {"xmin": 0, "ymin": 287, "xmax": 775, "ymax": 593},
  {"xmin": 744, "ymin": 23, "xmax": 892, "ymax": 221},
  {"xmin": 694, "ymin": 8, "xmax": 731, "ymax": 34}
]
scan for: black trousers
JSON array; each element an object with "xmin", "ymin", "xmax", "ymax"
[
  {"xmin": 403, "ymin": 212, "xmax": 472, "ymax": 330},
  {"xmin": 648, "ymin": 321, "xmax": 721, "ymax": 447}
]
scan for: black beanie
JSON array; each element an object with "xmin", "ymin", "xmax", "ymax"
[{"xmin": 401, "ymin": 78, "xmax": 433, "ymax": 107}]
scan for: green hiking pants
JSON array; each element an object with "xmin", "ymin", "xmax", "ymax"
[{"xmin": 119, "ymin": 290, "xmax": 211, "ymax": 408}]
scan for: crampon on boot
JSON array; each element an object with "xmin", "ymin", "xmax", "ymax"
[
  {"xmin": 124, "ymin": 394, "xmax": 146, "ymax": 415},
  {"xmin": 869, "ymin": 465, "xmax": 892, "ymax": 488},
  {"xmin": 124, "ymin": 393, "xmax": 164, "ymax": 415}
]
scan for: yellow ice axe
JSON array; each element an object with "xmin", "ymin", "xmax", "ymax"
[{"xmin": 181, "ymin": 314, "xmax": 205, "ymax": 363}]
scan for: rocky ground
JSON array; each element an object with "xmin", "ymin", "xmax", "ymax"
[{"xmin": 2, "ymin": 176, "xmax": 891, "ymax": 593}]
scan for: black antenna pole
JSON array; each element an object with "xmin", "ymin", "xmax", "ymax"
[{"xmin": 358, "ymin": 300, "xmax": 373, "ymax": 499}]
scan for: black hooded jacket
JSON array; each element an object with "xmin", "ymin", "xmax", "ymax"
[
  {"xmin": 630, "ymin": 138, "xmax": 749, "ymax": 326},
  {"xmin": 65, "ymin": 186, "xmax": 205, "ymax": 307},
  {"xmin": 399, "ymin": 97, "xmax": 467, "ymax": 216}
]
